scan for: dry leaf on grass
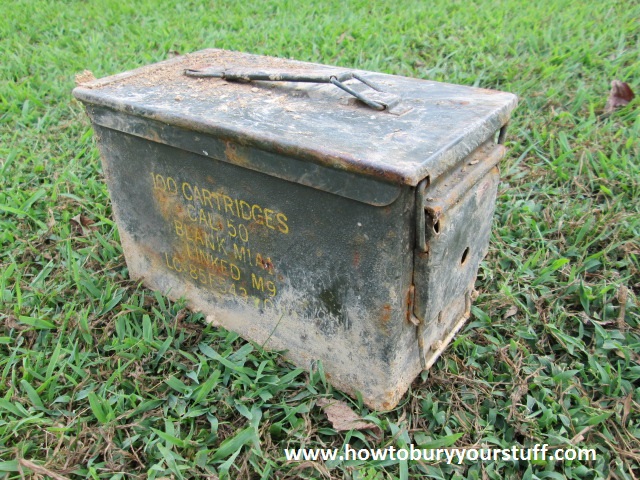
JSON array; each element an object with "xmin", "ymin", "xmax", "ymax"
[
  {"xmin": 70, "ymin": 214, "xmax": 96, "ymax": 236},
  {"xmin": 605, "ymin": 80, "xmax": 634, "ymax": 113},
  {"xmin": 317, "ymin": 398, "xmax": 381, "ymax": 435},
  {"xmin": 622, "ymin": 392, "xmax": 633, "ymax": 426},
  {"xmin": 617, "ymin": 285, "xmax": 628, "ymax": 330},
  {"xmin": 18, "ymin": 459, "xmax": 71, "ymax": 480},
  {"xmin": 503, "ymin": 305, "xmax": 518, "ymax": 319}
]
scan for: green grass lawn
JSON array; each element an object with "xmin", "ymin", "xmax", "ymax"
[{"xmin": 1, "ymin": 0, "xmax": 639, "ymax": 478}]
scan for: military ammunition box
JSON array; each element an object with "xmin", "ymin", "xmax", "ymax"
[{"xmin": 73, "ymin": 49, "xmax": 517, "ymax": 410}]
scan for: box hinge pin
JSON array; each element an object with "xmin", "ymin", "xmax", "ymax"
[
  {"xmin": 412, "ymin": 176, "xmax": 432, "ymax": 368},
  {"xmin": 415, "ymin": 176, "xmax": 430, "ymax": 253}
]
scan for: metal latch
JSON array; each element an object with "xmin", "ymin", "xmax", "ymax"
[
  {"xmin": 415, "ymin": 143, "xmax": 506, "ymax": 254},
  {"xmin": 184, "ymin": 67, "xmax": 409, "ymax": 114}
]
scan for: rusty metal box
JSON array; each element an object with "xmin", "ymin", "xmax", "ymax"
[{"xmin": 73, "ymin": 49, "xmax": 517, "ymax": 410}]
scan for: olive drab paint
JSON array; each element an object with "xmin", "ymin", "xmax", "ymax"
[{"xmin": 73, "ymin": 49, "xmax": 517, "ymax": 410}]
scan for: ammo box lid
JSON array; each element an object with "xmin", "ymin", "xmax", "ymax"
[{"xmin": 73, "ymin": 49, "xmax": 517, "ymax": 189}]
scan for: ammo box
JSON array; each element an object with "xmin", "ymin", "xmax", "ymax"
[{"xmin": 73, "ymin": 49, "xmax": 517, "ymax": 410}]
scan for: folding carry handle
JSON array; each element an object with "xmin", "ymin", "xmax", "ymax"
[{"xmin": 184, "ymin": 67, "xmax": 405, "ymax": 113}]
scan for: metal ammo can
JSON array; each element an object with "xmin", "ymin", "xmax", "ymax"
[{"xmin": 73, "ymin": 49, "xmax": 517, "ymax": 410}]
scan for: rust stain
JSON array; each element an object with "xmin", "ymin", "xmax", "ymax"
[
  {"xmin": 152, "ymin": 185, "xmax": 185, "ymax": 220},
  {"xmin": 381, "ymin": 304, "xmax": 392, "ymax": 323},
  {"xmin": 146, "ymin": 127, "xmax": 163, "ymax": 144},
  {"xmin": 426, "ymin": 205, "xmax": 443, "ymax": 221},
  {"xmin": 353, "ymin": 251, "xmax": 360, "ymax": 268},
  {"xmin": 260, "ymin": 257, "xmax": 275, "ymax": 274},
  {"xmin": 406, "ymin": 285, "xmax": 415, "ymax": 323},
  {"xmin": 224, "ymin": 141, "xmax": 252, "ymax": 168},
  {"xmin": 246, "ymin": 218, "xmax": 264, "ymax": 234}
]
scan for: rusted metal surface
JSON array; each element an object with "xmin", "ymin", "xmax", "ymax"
[
  {"xmin": 73, "ymin": 50, "xmax": 517, "ymax": 410},
  {"xmin": 74, "ymin": 49, "xmax": 517, "ymax": 187}
]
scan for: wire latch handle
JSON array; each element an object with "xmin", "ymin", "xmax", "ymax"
[{"xmin": 184, "ymin": 67, "xmax": 404, "ymax": 112}]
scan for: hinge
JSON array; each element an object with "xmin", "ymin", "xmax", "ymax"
[
  {"xmin": 413, "ymin": 176, "xmax": 431, "ymax": 369},
  {"xmin": 415, "ymin": 176, "xmax": 430, "ymax": 253}
]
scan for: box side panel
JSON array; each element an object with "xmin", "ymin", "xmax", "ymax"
[
  {"xmin": 94, "ymin": 124, "xmax": 417, "ymax": 410},
  {"xmin": 388, "ymin": 144, "xmax": 502, "ymax": 391},
  {"xmin": 415, "ymin": 151, "xmax": 501, "ymax": 324}
]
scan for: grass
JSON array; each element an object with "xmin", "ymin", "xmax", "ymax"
[{"xmin": 1, "ymin": 0, "xmax": 639, "ymax": 478}]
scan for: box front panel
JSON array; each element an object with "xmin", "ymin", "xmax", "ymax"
[{"xmin": 94, "ymin": 124, "xmax": 416, "ymax": 409}]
